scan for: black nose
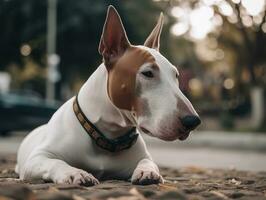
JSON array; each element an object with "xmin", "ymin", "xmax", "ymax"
[{"xmin": 180, "ymin": 115, "xmax": 201, "ymax": 131}]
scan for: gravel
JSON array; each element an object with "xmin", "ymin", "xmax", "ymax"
[{"xmin": 1, "ymin": 154, "xmax": 266, "ymax": 200}]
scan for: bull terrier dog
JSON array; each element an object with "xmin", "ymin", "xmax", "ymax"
[{"xmin": 16, "ymin": 6, "xmax": 201, "ymax": 186}]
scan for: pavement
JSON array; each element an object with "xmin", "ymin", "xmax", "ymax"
[
  {"xmin": 1, "ymin": 131, "xmax": 266, "ymax": 172},
  {"xmin": 145, "ymin": 131, "xmax": 266, "ymax": 172},
  {"xmin": 1, "ymin": 154, "xmax": 266, "ymax": 200}
]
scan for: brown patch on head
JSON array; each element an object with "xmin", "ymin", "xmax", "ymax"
[
  {"xmin": 107, "ymin": 46, "xmax": 156, "ymax": 110},
  {"xmin": 98, "ymin": 6, "xmax": 162, "ymax": 112}
]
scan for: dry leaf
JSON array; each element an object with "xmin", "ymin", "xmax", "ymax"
[
  {"xmin": 129, "ymin": 188, "xmax": 147, "ymax": 200},
  {"xmin": 48, "ymin": 186, "xmax": 59, "ymax": 192},
  {"xmin": 184, "ymin": 166, "xmax": 206, "ymax": 173},
  {"xmin": 107, "ymin": 196, "xmax": 139, "ymax": 200},
  {"xmin": 229, "ymin": 178, "xmax": 241, "ymax": 185},
  {"xmin": 210, "ymin": 190, "xmax": 229, "ymax": 199},
  {"xmin": 158, "ymin": 183, "xmax": 177, "ymax": 191},
  {"xmin": 73, "ymin": 194, "xmax": 86, "ymax": 200}
]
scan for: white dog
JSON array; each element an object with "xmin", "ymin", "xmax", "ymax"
[{"xmin": 16, "ymin": 6, "xmax": 200, "ymax": 186}]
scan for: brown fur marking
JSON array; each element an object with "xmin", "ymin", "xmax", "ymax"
[{"xmin": 107, "ymin": 46, "xmax": 155, "ymax": 111}]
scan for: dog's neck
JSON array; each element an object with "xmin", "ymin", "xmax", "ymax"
[{"xmin": 78, "ymin": 63, "xmax": 137, "ymax": 139}]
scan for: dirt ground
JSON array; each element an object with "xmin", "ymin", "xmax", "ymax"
[{"xmin": 0, "ymin": 154, "xmax": 266, "ymax": 200}]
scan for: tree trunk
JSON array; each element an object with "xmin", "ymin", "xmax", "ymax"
[{"xmin": 250, "ymin": 86, "xmax": 264, "ymax": 129}]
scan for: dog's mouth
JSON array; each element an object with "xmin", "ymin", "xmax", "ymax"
[
  {"xmin": 177, "ymin": 127, "xmax": 190, "ymax": 141},
  {"xmin": 140, "ymin": 126, "xmax": 191, "ymax": 141},
  {"xmin": 177, "ymin": 130, "xmax": 190, "ymax": 141},
  {"xmin": 158, "ymin": 130, "xmax": 190, "ymax": 141},
  {"xmin": 140, "ymin": 126, "xmax": 153, "ymax": 136}
]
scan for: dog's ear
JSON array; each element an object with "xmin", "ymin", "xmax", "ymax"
[
  {"xmin": 144, "ymin": 13, "xmax": 164, "ymax": 51},
  {"xmin": 99, "ymin": 6, "xmax": 130, "ymax": 67}
]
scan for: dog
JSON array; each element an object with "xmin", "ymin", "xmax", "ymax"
[{"xmin": 16, "ymin": 5, "xmax": 200, "ymax": 186}]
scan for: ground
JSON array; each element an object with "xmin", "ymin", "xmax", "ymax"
[{"xmin": 1, "ymin": 154, "xmax": 266, "ymax": 200}]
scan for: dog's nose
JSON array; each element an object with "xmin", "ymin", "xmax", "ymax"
[{"xmin": 180, "ymin": 115, "xmax": 201, "ymax": 131}]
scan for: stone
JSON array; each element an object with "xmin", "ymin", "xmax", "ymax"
[
  {"xmin": 0, "ymin": 154, "xmax": 266, "ymax": 200},
  {"xmin": 153, "ymin": 191, "xmax": 187, "ymax": 200},
  {"xmin": 0, "ymin": 184, "xmax": 35, "ymax": 200},
  {"xmin": 35, "ymin": 192, "xmax": 73, "ymax": 200}
]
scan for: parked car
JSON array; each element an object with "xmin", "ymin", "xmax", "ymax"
[{"xmin": 0, "ymin": 91, "xmax": 61, "ymax": 135}]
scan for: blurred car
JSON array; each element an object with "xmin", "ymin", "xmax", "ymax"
[{"xmin": 0, "ymin": 90, "xmax": 61, "ymax": 135}]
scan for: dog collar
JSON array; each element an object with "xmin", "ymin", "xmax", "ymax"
[{"xmin": 73, "ymin": 95, "xmax": 138, "ymax": 152}]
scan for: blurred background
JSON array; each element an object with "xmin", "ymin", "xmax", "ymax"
[{"xmin": 0, "ymin": 0, "xmax": 266, "ymax": 171}]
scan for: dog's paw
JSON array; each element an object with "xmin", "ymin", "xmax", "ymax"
[
  {"xmin": 131, "ymin": 168, "xmax": 164, "ymax": 185},
  {"xmin": 56, "ymin": 169, "xmax": 99, "ymax": 186}
]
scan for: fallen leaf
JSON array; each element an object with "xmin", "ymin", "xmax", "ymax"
[
  {"xmin": 73, "ymin": 194, "xmax": 86, "ymax": 200},
  {"xmin": 48, "ymin": 186, "xmax": 59, "ymax": 192},
  {"xmin": 158, "ymin": 183, "xmax": 177, "ymax": 191},
  {"xmin": 129, "ymin": 188, "xmax": 147, "ymax": 200},
  {"xmin": 210, "ymin": 190, "xmax": 229, "ymax": 199},
  {"xmin": 107, "ymin": 196, "xmax": 139, "ymax": 200},
  {"xmin": 229, "ymin": 178, "xmax": 241, "ymax": 185},
  {"xmin": 184, "ymin": 166, "xmax": 207, "ymax": 173}
]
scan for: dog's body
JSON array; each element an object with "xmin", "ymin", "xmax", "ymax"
[
  {"xmin": 17, "ymin": 62, "xmax": 155, "ymax": 183},
  {"xmin": 16, "ymin": 6, "xmax": 200, "ymax": 186}
]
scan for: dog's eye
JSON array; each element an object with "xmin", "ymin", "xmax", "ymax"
[{"xmin": 141, "ymin": 71, "xmax": 154, "ymax": 78}]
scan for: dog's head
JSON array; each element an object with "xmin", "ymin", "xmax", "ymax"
[{"xmin": 99, "ymin": 6, "xmax": 201, "ymax": 141}]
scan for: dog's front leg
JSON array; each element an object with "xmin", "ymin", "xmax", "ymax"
[
  {"xmin": 21, "ymin": 154, "xmax": 99, "ymax": 186},
  {"xmin": 131, "ymin": 158, "xmax": 164, "ymax": 185}
]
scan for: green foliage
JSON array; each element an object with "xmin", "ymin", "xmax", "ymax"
[{"xmin": 0, "ymin": 0, "xmax": 169, "ymax": 87}]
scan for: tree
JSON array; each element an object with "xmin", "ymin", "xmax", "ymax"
[
  {"xmin": 165, "ymin": 0, "xmax": 266, "ymax": 129},
  {"xmin": 0, "ymin": 0, "xmax": 168, "ymax": 95}
]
